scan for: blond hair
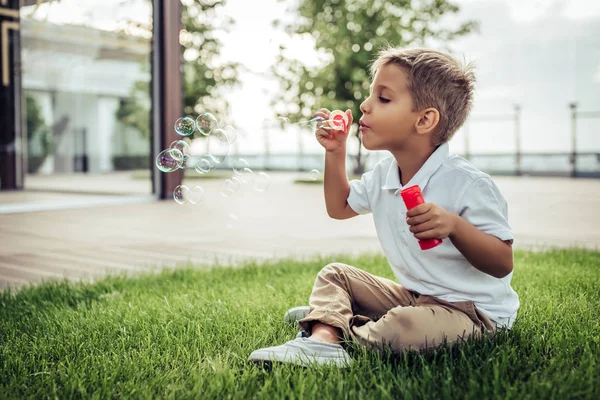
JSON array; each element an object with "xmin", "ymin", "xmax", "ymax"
[{"xmin": 370, "ymin": 47, "xmax": 475, "ymax": 145}]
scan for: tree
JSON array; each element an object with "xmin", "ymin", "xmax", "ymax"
[
  {"xmin": 117, "ymin": 0, "xmax": 240, "ymax": 140},
  {"xmin": 271, "ymin": 0, "xmax": 478, "ymax": 174}
]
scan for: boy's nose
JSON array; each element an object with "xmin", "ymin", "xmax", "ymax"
[{"xmin": 359, "ymin": 98, "xmax": 369, "ymax": 114}]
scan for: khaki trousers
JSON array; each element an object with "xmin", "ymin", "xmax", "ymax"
[{"xmin": 298, "ymin": 263, "xmax": 497, "ymax": 354}]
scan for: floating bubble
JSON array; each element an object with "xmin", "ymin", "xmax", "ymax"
[
  {"xmin": 222, "ymin": 125, "xmax": 238, "ymax": 144},
  {"xmin": 309, "ymin": 169, "xmax": 321, "ymax": 180},
  {"xmin": 188, "ymin": 186, "xmax": 205, "ymax": 205},
  {"xmin": 233, "ymin": 158, "xmax": 250, "ymax": 175},
  {"xmin": 173, "ymin": 185, "xmax": 191, "ymax": 204},
  {"xmin": 254, "ymin": 172, "xmax": 271, "ymax": 192},
  {"xmin": 219, "ymin": 180, "xmax": 235, "ymax": 197},
  {"xmin": 205, "ymin": 153, "xmax": 220, "ymax": 165},
  {"xmin": 179, "ymin": 154, "xmax": 191, "ymax": 169},
  {"xmin": 195, "ymin": 156, "xmax": 214, "ymax": 174},
  {"xmin": 228, "ymin": 176, "xmax": 241, "ymax": 192},
  {"xmin": 277, "ymin": 116, "xmax": 291, "ymax": 127},
  {"xmin": 170, "ymin": 140, "xmax": 190, "ymax": 154},
  {"xmin": 196, "ymin": 112, "xmax": 218, "ymax": 136},
  {"xmin": 156, "ymin": 149, "xmax": 184, "ymax": 172},
  {"xmin": 207, "ymin": 128, "xmax": 230, "ymax": 163},
  {"xmin": 174, "ymin": 117, "xmax": 196, "ymax": 136},
  {"xmin": 238, "ymin": 167, "xmax": 254, "ymax": 184}
]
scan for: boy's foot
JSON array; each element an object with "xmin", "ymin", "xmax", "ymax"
[
  {"xmin": 284, "ymin": 305, "xmax": 310, "ymax": 324},
  {"xmin": 248, "ymin": 337, "xmax": 352, "ymax": 368}
]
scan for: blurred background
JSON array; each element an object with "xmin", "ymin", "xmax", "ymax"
[
  {"xmin": 1, "ymin": 0, "xmax": 599, "ymax": 204},
  {"xmin": 0, "ymin": 0, "xmax": 599, "ymax": 288}
]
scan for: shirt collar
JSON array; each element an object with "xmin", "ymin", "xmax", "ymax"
[{"xmin": 381, "ymin": 142, "xmax": 450, "ymax": 191}]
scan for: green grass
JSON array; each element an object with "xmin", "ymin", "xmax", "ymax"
[{"xmin": 1, "ymin": 249, "xmax": 599, "ymax": 399}]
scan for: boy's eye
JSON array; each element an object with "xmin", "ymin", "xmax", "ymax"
[{"xmin": 378, "ymin": 96, "xmax": 390, "ymax": 103}]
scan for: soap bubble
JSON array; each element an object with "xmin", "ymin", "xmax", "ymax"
[
  {"xmin": 277, "ymin": 116, "xmax": 291, "ymax": 127},
  {"xmin": 174, "ymin": 117, "xmax": 195, "ymax": 136},
  {"xmin": 173, "ymin": 185, "xmax": 191, "ymax": 204},
  {"xmin": 222, "ymin": 125, "xmax": 238, "ymax": 144},
  {"xmin": 254, "ymin": 172, "xmax": 271, "ymax": 192},
  {"xmin": 233, "ymin": 158, "xmax": 250, "ymax": 175},
  {"xmin": 309, "ymin": 169, "xmax": 321, "ymax": 180},
  {"xmin": 238, "ymin": 167, "xmax": 254, "ymax": 184},
  {"xmin": 170, "ymin": 140, "xmax": 190, "ymax": 154},
  {"xmin": 196, "ymin": 112, "xmax": 218, "ymax": 136},
  {"xmin": 207, "ymin": 128, "xmax": 229, "ymax": 163},
  {"xmin": 179, "ymin": 154, "xmax": 191, "ymax": 169},
  {"xmin": 156, "ymin": 149, "xmax": 184, "ymax": 172},
  {"xmin": 228, "ymin": 176, "xmax": 242, "ymax": 192},
  {"xmin": 219, "ymin": 180, "xmax": 235, "ymax": 197},
  {"xmin": 219, "ymin": 178, "xmax": 242, "ymax": 197},
  {"xmin": 195, "ymin": 156, "xmax": 215, "ymax": 174},
  {"xmin": 188, "ymin": 186, "xmax": 205, "ymax": 205}
]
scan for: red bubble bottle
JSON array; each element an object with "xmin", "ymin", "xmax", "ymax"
[{"xmin": 400, "ymin": 185, "xmax": 443, "ymax": 250}]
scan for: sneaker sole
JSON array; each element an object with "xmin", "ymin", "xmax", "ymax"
[{"xmin": 283, "ymin": 306, "xmax": 310, "ymax": 324}]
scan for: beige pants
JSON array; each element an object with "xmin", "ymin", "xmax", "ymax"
[{"xmin": 298, "ymin": 263, "xmax": 497, "ymax": 354}]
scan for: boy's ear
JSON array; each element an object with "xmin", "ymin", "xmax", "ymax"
[{"xmin": 415, "ymin": 108, "xmax": 440, "ymax": 135}]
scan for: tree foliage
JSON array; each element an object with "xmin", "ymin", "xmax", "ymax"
[
  {"xmin": 272, "ymin": 0, "xmax": 477, "ymax": 173},
  {"xmin": 117, "ymin": 0, "xmax": 240, "ymax": 139}
]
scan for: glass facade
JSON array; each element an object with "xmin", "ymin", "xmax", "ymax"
[{"xmin": 20, "ymin": 0, "xmax": 153, "ymax": 194}]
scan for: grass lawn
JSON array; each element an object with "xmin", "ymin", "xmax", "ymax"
[{"xmin": 1, "ymin": 249, "xmax": 599, "ymax": 399}]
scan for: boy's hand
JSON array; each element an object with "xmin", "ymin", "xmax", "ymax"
[
  {"xmin": 314, "ymin": 108, "xmax": 353, "ymax": 153},
  {"xmin": 405, "ymin": 203, "xmax": 458, "ymax": 240}
]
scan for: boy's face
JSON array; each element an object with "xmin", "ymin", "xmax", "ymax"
[{"xmin": 359, "ymin": 63, "xmax": 419, "ymax": 151}]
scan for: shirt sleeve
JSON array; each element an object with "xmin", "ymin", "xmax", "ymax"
[
  {"xmin": 347, "ymin": 170, "xmax": 373, "ymax": 215},
  {"xmin": 458, "ymin": 177, "xmax": 513, "ymax": 242}
]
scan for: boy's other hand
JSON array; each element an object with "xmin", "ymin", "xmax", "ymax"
[
  {"xmin": 314, "ymin": 108, "xmax": 353, "ymax": 153},
  {"xmin": 406, "ymin": 203, "xmax": 458, "ymax": 240}
]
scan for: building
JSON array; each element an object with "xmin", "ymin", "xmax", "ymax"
[{"xmin": 0, "ymin": 0, "xmax": 183, "ymax": 198}]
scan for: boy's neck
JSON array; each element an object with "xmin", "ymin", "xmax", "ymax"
[{"xmin": 390, "ymin": 145, "xmax": 437, "ymax": 187}]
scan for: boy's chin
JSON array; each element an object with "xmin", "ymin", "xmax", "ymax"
[
  {"xmin": 361, "ymin": 135, "xmax": 373, "ymax": 150},
  {"xmin": 361, "ymin": 139, "xmax": 379, "ymax": 151}
]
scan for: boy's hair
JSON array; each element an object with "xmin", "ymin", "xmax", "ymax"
[{"xmin": 370, "ymin": 46, "xmax": 475, "ymax": 145}]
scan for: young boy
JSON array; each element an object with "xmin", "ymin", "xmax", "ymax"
[{"xmin": 248, "ymin": 47, "xmax": 520, "ymax": 367}]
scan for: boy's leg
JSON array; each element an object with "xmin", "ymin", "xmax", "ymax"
[
  {"xmin": 349, "ymin": 295, "xmax": 497, "ymax": 354},
  {"xmin": 298, "ymin": 262, "xmax": 418, "ymax": 342}
]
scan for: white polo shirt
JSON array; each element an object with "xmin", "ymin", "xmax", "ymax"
[{"xmin": 347, "ymin": 142, "xmax": 520, "ymax": 329}]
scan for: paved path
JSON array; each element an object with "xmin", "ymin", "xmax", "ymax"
[{"xmin": 1, "ymin": 174, "xmax": 599, "ymax": 289}]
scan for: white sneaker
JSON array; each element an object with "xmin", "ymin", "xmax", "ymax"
[
  {"xmin": 284, "ymin": 305, "xmax": 310, "ymax": 324},
  {"xmin": 248, "ymin": 337, "xmax": 352, "ymax": 367}
]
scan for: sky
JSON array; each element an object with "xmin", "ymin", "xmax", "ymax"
[
  {"xmin": 23, "ymin": 0, "xmax": 600, "ymax": 155},
  {"xmin": 216, "ymin": 0, "xmax": 600, "ymax": 155}
]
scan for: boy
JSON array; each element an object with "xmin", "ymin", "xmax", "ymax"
[{"xmin": 248, "ymin": 47, "xmax": 520, "ymax": 367}]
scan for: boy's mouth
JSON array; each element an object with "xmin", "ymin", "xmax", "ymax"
[{"xmin": 359, "ymin": 119, "xmax": 370, "ymax": 131}]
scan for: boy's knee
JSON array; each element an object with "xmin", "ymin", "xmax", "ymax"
[{"xmin": 320, "ymin": 262, "xmax": 349, "ymax": 278}]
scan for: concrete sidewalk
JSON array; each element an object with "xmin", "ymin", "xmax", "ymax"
[{"xmin": 1, "ymin": 174, "xmax": 599, "ymax": 289}]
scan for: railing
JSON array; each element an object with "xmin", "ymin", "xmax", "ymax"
[{"xmin": 205, "ymin": 103, "xmax": 600, "ymax": 178}]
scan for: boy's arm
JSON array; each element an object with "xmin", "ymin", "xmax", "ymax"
[
  {"xmin": 449, "ymin": 216, "xmax": 513, "ymax": 279},
  {"xmin": 324, "ymin": 147, "xmax": 358, "ymax": 220},
  {"xmin": 406, "ymin": 177, "xmax": 513, "ymax": 279}
]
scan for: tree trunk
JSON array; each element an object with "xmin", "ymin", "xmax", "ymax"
[{"xmin": 352, "ymin": 129, "xmax": 365, "ymax": 175}]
